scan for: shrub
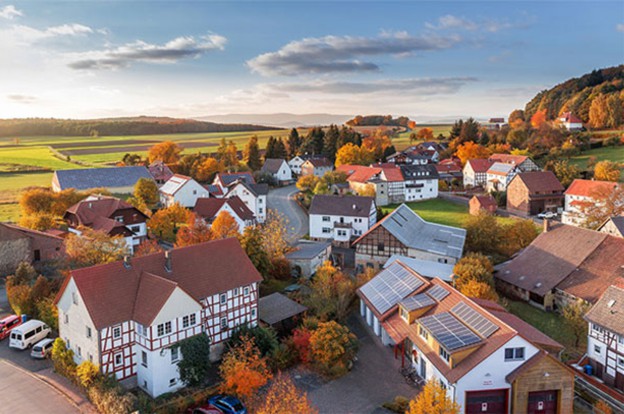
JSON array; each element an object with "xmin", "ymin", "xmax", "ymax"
[
  {"xmin": 269, "ymin": 257, "xmax": 292, "ymax": 281},
  {"xmin": 175, "ymin": 334, "xmax": 211, "ymax": 387},
  {"xmin": 51, "ymin": 338, "xmax": 77, "ymax": 380},
  {"xmin": 87, "ymin": 381, "xmax": 137, "ymax": 414},
  {"xmin": 382, "ymin": 396, "xmax": 410, "ymax": 413},
  {"xmin": 76, "ymin": 361, "xmax": 100, "ymax": 388},
  {"xmin": 271, "ymin": 340, "xmax": 298, "ymax": 370},
  {"xmin": 308, "ymin": 321, "xmax": 358, "ymax": 378},
  {"xmin": 228, "ymin": 324, "xmax": 279, "ymax": 357}
]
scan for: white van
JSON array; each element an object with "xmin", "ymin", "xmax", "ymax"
[{"xmin": 9, "ymin": 320, "xmax": 50, "ymax": 350}]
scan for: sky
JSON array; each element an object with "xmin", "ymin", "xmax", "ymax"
[{"xmin": 0, "ymin": 1, "xmax": 623, "ymax": 121}]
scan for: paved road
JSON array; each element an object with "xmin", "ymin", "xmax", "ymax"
[{"xmin": 267, "ymin": 184, "xmax": 308, "ymax": 244}]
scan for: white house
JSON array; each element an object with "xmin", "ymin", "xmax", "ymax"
[
  {"xmin": 212, "ymin": 172, "xmax": 255, "ymax": 193},
  {"xmin": 159, "ymin": 175, "xmax": 209, "ymax": 208},
  {"xmin": 489, "ymin": 154, "xmax": 540, "ymax": 172},
  {"xmin": 357, "ymin": 262, "xmax": 574, "ymax": 413},
  {"xmin": 584, "ymin": 285, "xmax": 624, "ymax": 394},
  {"xmin": 486, "ymin": 162, "xmax": 520, "ymax": 192},
  {"xmin": 399, "ymin": 164, "xmax": 439, "ymax": 202},
  {"xmin": 463, "ymin": 159, "xmax": 494, "ymax": 188},
  {"xmin": 55, "ymin": 239, "xmax": 262, "ymax": 398},
  {"xmin": 561, "ymin": 179, "xmax": 619, "ymax": 226},
  {"xmin": 261, "ymin": 159, "xmax": 292, "ymax": 183},
  {"xmin": 194, "ymin": 196, "xmax": 256, "ymax": 232},
  {"xmin": 224, "ymin": 180, "xmax": 269, "ymax": 223},
  {"xmin": 558, "ymin": 112, "xmax": 584, "ymax": 131},
  {"xmin": 301, "ymin": 158, "xmax": 333, "ymax": 177},
  {"xmin": 288, "ymin": 156, "xmax": 307, "ymax": 176},
  {"xmin": 308, "ymin": 195, "xmax": 376, "ymax": 246}
]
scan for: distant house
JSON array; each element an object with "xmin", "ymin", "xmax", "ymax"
[
  {"xmin": 469, "ymin": 195, "xmax": 498, "ymax": 215},
  {"xmin": 224, "ymin": 180, "xmax": 269, "ymax": 223},
  {"xmin": 558, "ymin": 112, "xmax": 584, "ymax": 131},
  {"xmin": 194, "ymin": 196, "xmax": 255, "ymax": 232},
  {"xmin": 495, "ymin": 222, "xmax": 624, "ymax": 310},
  {"xmin": 435, "ymin": 163, "xmax": 463, "ymax": 185},
  {"xmin": 561, "ymin": 179, "xmax": 619, "ymax": 226},
  {"xmin": 598, "ymin": 216, "xmax": 624, "ymax": 238},
  {"xmin": 288, "ymin": 155, "xmax": 308, "ymax": 176},
  {"xmin": 148, "ymin": 161, "xmax": 174, "ymax": 185},
  {"xmin": 0, "ymin": 223, "xmax": 64, "ymax": 276},
  {"xmin": 64, "ymin": 195, "xmax": 148, "ymax": 251},
  {"xmin": 212, "ymin": 172, "xmax": 255, "ymax": 192},
  {"xmin": 261, "ymin": 159, "xmax": 292, "ymax": 183},
  {"xmin": 52, "ymin": 166, "xmax": 153, "ymax": 193},
  {"xmin": 463, "ymin": 159, "xmax": 494, "ymax": 188},
  {"xmin": 400, "ymin": 164, "xmax": 439, "ymax": 202},
  {"xmin": 486, "ymin": 117, "xmax": 507, "ymax": 130},
  {"xmin": 353, "ymin": 204, "xmax": 466, "ymax": 270},
  {"xmin": 309, "ymin": 195, "xmax": 376, "ymax": 246},
  {"xmin": 489, "ymin": 154, "xmax": 540, "ymax": 172},
  {"xmin": 285, "ymin": 240, "xmax": 332, "ymax": 278},
  {"xmin": 300, "ymin": 157, "xmax": 333, "ymax": 177},
  {"xmin": 159, "ymin": 174, "xmax": 209, "ymax": 208},
  {"xmin": 506, "ymin": 171, "xmax": 564, "ymax": 216},
  {"xmin": 486, "ymin": 162, "xmax": 520, "ymax": 192},
  {"xmin": 384, "ymin": 254, "xmax": 455, "ymax": 282}
]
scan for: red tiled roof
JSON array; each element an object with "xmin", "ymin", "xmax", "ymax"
[
  {"xmin": 148, "ymin": 161, "xmax": 174, "ymax": 182},
  {"xmin": 62, "ymin": 238, "xmax": 262, "ymax": 329},
  {"xmin": 304, "ymin": 157, "xmax": 332, "ymax": 168},
  {"xmin": 133, "ymin": 272, "xmax": 178, "ymax": 326},
  {"xmin": 380, "ymin": 166, "xmax": 404, "ymax": 182},
  {"xmin": 489, "ymin": 153, "xmax": 529, "ymax": 165},
  {"xmin": 561, "ymin": 112, "xmax": 583, "ymax": 124},
  {"xmin": 336, "ymin": 165, "xmax": 381, "ymax": 183},
  {"xmin": 1, "ymin": 223, "xmax": 64, "ymax": 241},
  {"xmin": 488, "ymin": 309, "xmax": 563, "ymax": 352},
  {"xmin": 565, "ymin": 179, "xmax": 618, "ymax": 198},
  {"xmin": 472, "ymin": 195, "xmax": 497, "ymax": 209},
  {"xmin": 194, "ymin": 196, "xmax": 255, "ymax": 221},
  {"xmin": 513, "ymin": 171, "xmax": 564, "ymax": 194},
  {"xmin": 466, "ymin": 159, "xmax": 494, "ymax": 173},
  {"xmin": 435, "ymin": 164, "xmax": 462, "ymax": 174}
]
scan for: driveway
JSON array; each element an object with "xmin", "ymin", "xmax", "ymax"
[
  {"xmin": 267, "ymin": 184, "xmax": 308, "ymax": 244},
  {"xmin": 298, "ymin": 315, "xmax": 419, "ymax": 414}
]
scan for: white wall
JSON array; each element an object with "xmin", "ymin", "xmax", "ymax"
[
  {"xmin": 309, "ymin": 213, "xmax": 372, "ymax": 239},
  {"xmin": 275, "ymin": 161, "xmax": 293, "ymax": 181},
  {"xmin": 136, "ymin": 343, "xmax": 185, "ymax": 397},
  {"xmin": 162, "ymin": 180, "xmax": 209, "ymax": 208},
  {"xmin": 404, "ymin": 179, "xmax": 438, "ymax": 201},
  {"xmin": 226, "ymin": 183, "xmax": 266, "ymax": 223},
  {"xmin": 208, "ymin": 203, "xmax": 250, "ymax": 233}
]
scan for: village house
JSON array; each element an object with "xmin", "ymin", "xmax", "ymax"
[
  {"xmin": 489, "ymin": 154, "xmax": 540, "ymax": 173},
  {"xmin": 485, "ymin": 117, "xmax": 507, "ymax": 130},
  {"xmin": 64, "ymin": 195, "xmax": 148, "ymax": 252},
  {"xmin": 0, "ymin": 223, "xmax": 64, "ymax": 276},
  {"xmin": 386, "ymin": 149, "xmax": 430, "ymax": 165},
  {"xmin": 558, "ymin": 112, "xmax": 584, "ymax": 131},
  {"xmin": 352, "ymin": 204, "xmax": 466, "ymax": 270},
  {"xmin": 561, "ymin": 179, "xmax": 619, "ymax": 226},
  {"xmin": 506, "ymin": 171, "xmax": 564, "ymax": 216},
  {"xmin": 598, "ymin": 216, "xmax": 624, "ymax": 238},
  {"xmin": 148, "ymin": 161, "xmax": 174, "ymax": 185},
  {"xmin": 469, "ymin": 195, "xmax": 498, "ymax": 216},
  {"xmin": 435, "ymin": 163, "xmax": 463, "ymax": 187},
  {"xmin": 285, "ymin": 240, "xmax": 332, "ymax": 278},
  {"xmin": 486, "ymin": 162, "xmax": 520, "ymax": 192},
  {"xmin": 463, "ymin": 159, "xmax": 494, "ymax": 188},
  {"xmin": 55, "ymin": 239, "xmax": 262, "ymax": 398},
  {"xmin": 159, "ymin": 174, "xmax": 210, "ymax": 208},
  {"xmin": 212, "ymin": 172, "xmax": 255, "ymax": 192},
  {"xmin": 52, "ymin": 166, "xmax": 153, "ymax": 194},
  {"xmin": 357, "ymin": 261, "xmax": 573, "ymax": 414},
  {"xmin": 261, "ymin": 158, "xmax": 292, "ymax": 183},
  {"xmin": 300, "ymin": 157, "xmax": 333, "ymax": 177},
  {"xmin": 287, "ymin": 155, "xmax": 310, "ymax": 176},
  {"xmin": 495, "ymin": 221, "xmax": 624, "ymax": 311},
  {"xmin": 400, "ymin": 164, "xmax": 439, "ymax": 202},
  {"xmin": 308, "ymin": 195, "xmax": 376, "ymax": 246},
  {"xmin": 193, "ymin": 196, "xmax": 256, "ymax": 232},
  {"xmin": 223, "ymin": 180, "xmax": 268, "ymax": 223}
]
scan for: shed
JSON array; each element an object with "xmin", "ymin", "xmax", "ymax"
[
  {"xmin": 258, "ymin": 293, "xmax": 307, "ymax": 332},
  {"xmin": 469, "ymin": 195, "xmax": 497, "ymax": 215}
]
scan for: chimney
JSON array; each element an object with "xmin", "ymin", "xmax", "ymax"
[
  {"xmin": 123, "ymin": 255, "xmax": 131, "ymax": 269},
  {"xmin": 543, "ymin": 218, "xmax": 550, "ymax": 233},
  {"xmin": 164, "ymin": 250, "xmax": 172, "ymax": 272}
]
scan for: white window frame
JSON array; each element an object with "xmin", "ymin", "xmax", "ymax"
[
  {"xmin": 113, "ymin": 326, "xmax": 121, "ymax": 339},
  {"xmin": 114, "ymin": 353, "xmax": 123, "ymax": 367},
  {"xmin": 221, "ymin": 317, "xmax": 228, "ymax": 330},
  {"xmin": 171, "ymin": 347, "xmax": 179, "ymax": 363},
  {"xmin": 244, "ymin": 286, "xmax": 250, "ymax": 296},
  {"xmin": 220, "ymin": 293, "xmax": 227, "ymax": 304}
]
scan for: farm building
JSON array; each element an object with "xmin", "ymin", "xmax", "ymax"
[
  {"xmin": 52, "ymin": 166, "xmax": 153, "ymax": 193},
  {"xmin": 469, "ymin": 195, "xmax": 498, "ymax": 215},
  {"xmin": 0, "ymin": 223, "xmax": 64, "ymax": 276},
  {"xmin": 285, "ymin": 240, "xmax": 332, "ymax": 278},
  {"xmin": 506, "ymin": 171, "xmax": 564, "ymax": 216}
]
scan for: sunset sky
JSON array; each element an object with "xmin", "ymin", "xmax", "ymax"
[{"xmin": 1, "ymin": 1, "xmax": 622, "ymax": 120}]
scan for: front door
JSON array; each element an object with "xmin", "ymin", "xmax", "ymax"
[
  {"xmin": 465, "ymin": 389, "xmax": 508, "ymax": 414},
  {"xmin": 527, "ymin": 390, "xmax": 558, "ymax": 414}
]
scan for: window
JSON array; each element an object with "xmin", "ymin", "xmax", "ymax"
[
  {"xmin": 504, "ymin": 347, "xmax": 525, "ymax": 361},
  {"xmin": 619, "ymin": 336, "xmax": 624, "ymax": 345},
  {"xmin": 221, "ymin": 318, "xmax": 228, "ymax": 330},
  {"xmin": 114, "ymin": 353, "xmax": 122, "ymax": 367},
  {"xmin": 77, "ymin": 346, "xmax": 81, "ymax": 357},
  {"xmin": 141, "ymin": 351, "xmax": 147, "ymax": 367},
  {"xmin": 130, "ymin": 225, "xmax": 140, "ymax": 233},
  {"xmin": 66, "ymin": 338, "xmax": 70, "ymax": 348},
  {"xmin": 234, "ymin": 288, "xmax": 239, "ymax": 296},
  {"xmin": 182, "ymin": 316, "xmax": 190, "ymax": 328},
  {"xmin": 193, "ymin": 190, "xmax": 197, "ymax": 195},
  {"xmin": 86, "ymin": 326, "xmax": 92, "ymax": 338},
  {"xmin": 88, "ymin": 353, "xmax": 93, "ymax": 363},
  {"xmin": 164, "ymin": 322, "xmax": 171, "ymax": 335},
  {"xmin": 190, "ymin": 314, "xmax": 196, "ymax": 325},
  {"xmin": 439, "ymin": 347, "xmax": 450, "ymax": 362},
  {"xmin": 259, "ymin": 207, "xmax": 263, "ymax": 214},
  {"xmin": 72, "ymin": 292, "xmax": 78, "ymax": 305},
  {"xmin": 157, "ymin": 322, "xmax": 171, "ymax": 337},
  {"xmin": 34, "ymin": 249, "xmax": 41, "ymax": 262},
  {"xmin": 377, "ymin": 243, "xmax": 385, "ymax": 252},
  {"xmin": 64, "ymin": 314, "xmax": 69, "ymax": 324},
  {"xmin": 419, "ymin": 325, "xmax": 429, "ymax": 340},
  {"xmin": 114, "ymin": 216, "xmax": 123, "ymax": 223},
  {"xmin": 322, "ymin": 227, "xmax": 331, "ymax": 234},
  {"xmin": 169, "ymin": 378, "xmax": 177, "ymax": 387},
  {"xmin": 220, "ymin": 294, "xmax": 227, "ymax": 304},
  {"xmin": 251, "ymin": 308, "xmax": 257, "ymax": 318},
  {"xmin": 594, "ymin": 345, "xmax": 602, "ymax": 355},
  {"xmin": 171, "ymin": 347, "xmax": 179, "ymax": 363},
  {"xmin": 438, "ymin": 258, "xmax": 448, "ymax": 264},
  {"xmin": 618, "ymin": 358, "xmax": 624, "ymax": 368},
  {"xmin": 322, "ymin": 216, "xmax": 330, "ymax": 222},
  {"xmin": 113, "ymin": 326, "xmax": 121, "ymax": 339},
  {"xmin": 400, "ymin": 307, "xmax": 408, "ymax": 321},
  {"xmin": 244, "ymin": 287, "xmax": 250, "ymax": 296}
]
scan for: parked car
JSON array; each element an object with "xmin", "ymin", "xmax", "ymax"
[
  {"xmin": 9, "ymin": 320, "xmax": 50, "ymax": 350},
  {"xmin": 30, "ymin": 338, "xmax": 55, "ymax": 359},
  {"xmin": 537, "ymin": 211, "xmax": 557, "ymax": 219},
  {"xmin": 186, "ymin": 404, "xmax": 222, "ymax": 414},
  {"xmin": 207, "ymin": 395, "xmax": 246, "ymax": 414},
  {"xmin": 0, "ymin": 315, "xmax": 22, "ymax": 340}
]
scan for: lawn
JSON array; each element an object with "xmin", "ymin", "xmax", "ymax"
[
  {"xmin": 0, "ymin": 203, "xmax": 20, "ymax": 222},
  {"xmin": 569, "ymin": 145, "xmax": 624, "ymax": 170},
  {"xmin": 393, "ymin": 124, "xmax": 452, "ymax": 150},
  {"xmin": 0, "ymin": 172, "xmax": 53, "ymax": 203}
]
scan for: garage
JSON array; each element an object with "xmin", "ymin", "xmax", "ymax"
[
  {"xmin": 465, "ymin": 389, "xmax": 508, "ymax": 414},
  {"xmin": 527, "ymin": 390, "xmax": 558, "ymax": 414}
]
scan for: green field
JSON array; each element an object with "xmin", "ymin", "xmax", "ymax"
[
  {"xmin": 569, "ymin": 145, "xmax": 624, "ymax": 170},
  {"xmin": 0, "ymin": 203, "xmax": 20, "ymax": 223},
  {"xmin": 393, "ymin": 124, "xmax": 452, "ymax": 150}
]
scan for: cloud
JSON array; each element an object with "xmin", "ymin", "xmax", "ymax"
[
  {"xmin": 247, "ymin": 31, "xmax": 460, "ymax": 76},
  {"xmin": 426, "ymin": 14, "xmax": 533, "ymax": 33},
  {"xmin": 7, "ymin": 94, "xmax": 37, "ymax": 104},
  {"xmin": 617, "ymin": 23, "xmax": 624, "ymax": 32},
  {"xmin": 0, "ymin": 5, "xmax": 22, "ymax": 20},
  {"xmin": 268, "ymin": 77, "xmax": 476, "ymax": 95},
  {"xmin": 426, "ymin": 15, "xmax": 478, "ymax": 31},
  {"xmin": 45, "ymin": 24, "xmax": 93, "ymax": 36},
  {"xmin": 67, "ymin": 34, "xmax": 227, "ymax": 70}
]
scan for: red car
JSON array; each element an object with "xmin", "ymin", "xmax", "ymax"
[
  {"xmin": 0, "ymin": 315, "xmax": 21, "ymax": 340},
  {"xmin": 186, "ymin": 404, "xmax": 222, "ymax": 414}
]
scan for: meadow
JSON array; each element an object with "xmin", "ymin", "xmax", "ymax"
[
  {"xmin": 393, "ymin": 124, "xmax": 452, "ymax": 150},
  {"xmin": 568, "ymin": 145, "xmax": 624, "ymax": 169}
]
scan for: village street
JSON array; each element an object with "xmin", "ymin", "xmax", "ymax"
[{"xmin": 267, "ymin": 184, "xmax": 308, "ymax": 244}]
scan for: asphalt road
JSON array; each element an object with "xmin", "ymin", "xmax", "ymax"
[{"xmin": 267, "ymin": 184, "xmax": 309, "ymax": 244}]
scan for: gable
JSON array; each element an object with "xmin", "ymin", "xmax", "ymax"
[{"xmin": 151, "ymin": 287, "xmax": 202, "ymax": 327}]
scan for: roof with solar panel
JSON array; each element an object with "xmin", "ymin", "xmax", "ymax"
[
  {"xmin": 419, "ymin": 312, "xmax": 483, "ymax": 351},
  {"xmin": 399, "ymin": 293, "xmax": 436, "ymax": 311}
]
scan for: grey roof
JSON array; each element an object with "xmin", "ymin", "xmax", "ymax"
[
  {"xmin": 261, "ymin": 158, "xmax": 287, "ymax": 174},
  {"xmin": 385, "ymin": 255, "xmax": 455, "ymax": 282},
  {"xmin": 228, "ymin": 180, "xmax": 269, "ymax": 197},
  {"xmin": 400, "ymin": 164, "xmax": 439, "ymax": 180},
  {"xmin": 286, "ymin": 240, "xmax": 331, "ymax": 260},
  {"xmin": 309, "ymin": 195, "xmax": 375, "ymax": 218},
  {"xmin": 487, "ymin": 162, "xmax": 516, "ymax": 175},
  {"xmin": 376, "ymin": 205, "xmax": 466, "ymax": 260},
  {"xmin": 54, "ymin": 166, "xmax": 152, "ymax": 191},
  {"xmin": 258, "ymin": 292, "xmax": 307, "ymax": 325},
  {"xmin": 400, "ymin": 293, "xmax": 436, "ymax": 311},
  {"xmin": 584, "ymin": 285, "xmax": 624, "ymax": 335}
]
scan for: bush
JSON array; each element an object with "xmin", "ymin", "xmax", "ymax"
[
  {"xmin": 271, "ymin": 341, "xmax": 298, "ymax": 370},
  {"xmin": 76, "ymin": 361, "xmax": 99, "ymax": 388},
  {"xmin": 308, "ymin": 321, "xmax": 358, "ymax": 378},
  {"xmin": 269, "ymin": 257, "xmax": 292, "ymax": 281},
  {"xmin": 228, "ymin": 324, "xmax": 279, "ymax": 357},
  {"xmin": 382, "ymin": 396, "xmax": 410, "ymax": 413},
  {"xmin": 175, "ymin": 334, "xmax": 212, "ymax": 387},
  {"xmin": 87, "ymin": 381, "xmax": 137, "ymax": 414},
  {"xmin": 51, "ymin": 338, "xmax": 77, "ymax": 380}
]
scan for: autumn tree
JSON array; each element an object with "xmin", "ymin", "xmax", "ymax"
[
  {"xmin": 296, "ymin": 175, "xmax": 320, "ymax": 194},
  {"xmin": 455, "ymin": 141, "xmax": 492, "ymax": 166},
  {"xmin": 175, "ymin": 213, "xmax": 213, "ymax": 247},
  {"xmin": 453, "ymin": 253, "xmax": 495, "ymax": 291},
  {"xmin": 216, "ymin": 138, "xmax": 239, "ymax": 168},
  {"xmin": 464, "ymin": 212, "xmax": 501, "ymax": 255},
  {"xmin": 134, "ymin": 239, "xmax": 164, "ymax": 256},
  {"xmin": 417, "ymin": 127, "xmax": 434, "ymax": 141},
  {"xmin": 407, "ymin": 379, "xmax": 459, "ymax": 414},
  {"xmin": 460, "ymin": 280, "xmax": 499, "ymax": 301},
  {"xmin": 196, "ymin": 157, "xmax": 224, "ymax": 182},
  {"xmin": 211, "ymin": 211, "xmax": 240, "ymax": 239},
  {"xmin": 593, "ymin": 160, "xmax": 621, "ymax": 182},
  {"xmin": 307, "ymin": 261, "xmax": 355, "ymax": 322},
  {"xmin": 308, "ymin": 321, "xmax": 358, "ymax": 378},
  {"xmin": 244, "ymin": 135, "xmax": 262, "ymax": 171},
  {"xmin": 530, "ymin": 109, "xmax": 547, "ymax": 129},
  {"xmin": 255, "ymin": 373, "xmax": 318, "ymax": 414},
  {"xmin": 580, "ymin": 184, "xmax": 624, "ymax": 229},
  {"xmin": 147, "ymin": 202, "xmax": 191, "ymax": 242},
  {"xmin": 133, "ymin": 177, "xmax": 159, "ymax": 209},
  {"xmin": 261, "ymin": 210, "xmax": 289, "ymax": 259},
  {"xmin": 589, "ymin": 94, "xmax": 610, "ymax": 129},
  {"xmin": 562, "ymin": 300, "xmax": 592, "ymax": 347},
  {"xmin": 65, "ymin": 229, "xmax": 129, "ymax": 268},
  {"xmin": 334, "ymin": 143, "xmax": 374, "ymax": 167},
  {"xmin": 544, "ymin": 160, "xmax": 581, "ymax": 187},
  {"xmin": 498, "ymin": 219, "xmax": 539, "ymax": 257},
  {"xmin": 219, "ymin": 336, "xmax": 272, "ymax": 400},
  {"xmin": 239, "ymin": 225, "xmax": 271, "ymax": 277},
  {"xmin": 228, "ymin": 325, "xmax": 279, "ymax": 357},
  {"xmin": 147, "ymin": 141, "xmax": 182, "ymax": 164},
  {"xmin": 508, "ymin": 109, "xmax": 525, "ymax": 129},
  {"xmin": 362, "ymin": 131, "xmax": 393, "ymax": 161}
]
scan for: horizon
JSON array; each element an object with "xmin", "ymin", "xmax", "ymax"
[{"xmin": 0, "ymin": 1, "xmax": 622, "ymax": 120}]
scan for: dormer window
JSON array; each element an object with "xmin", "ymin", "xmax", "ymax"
[
  {"xmin": 115, "ymin": 216, "xmax": 124, "ymax": 223},
  {"xmin": 439, "ymin": 347, "xmax": 450, "ymax": 362},
  {"xmin": 419, "ymin": 325, "xmax": 429, "ymax": 340},
  {"xmin": 400, "ymin": 307, "xmax": 408, "ymax": 321}
]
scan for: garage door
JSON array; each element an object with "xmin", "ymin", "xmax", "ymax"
[
  {"xmin": 527, "ymin": 390, "xmax": 558, "ymax": 414},
  {"xmin": 465, "ymin": 389, "xmax": 508, "ymax": 414}
]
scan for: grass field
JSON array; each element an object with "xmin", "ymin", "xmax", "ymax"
[
  {"xmin": 0, "ymin": 172, "xmax": 53, "ymax": 203},
  {"xmin": 569, "ymin": 145, "xmax": 624, "ymax": 169},
  {"xmin": 393, "ymin": 124, "xmax": 452, "ymax": 150},
  {"xmin": 0, "ymin": 203, "xmax": 20, "ymax": 222},
  {"xmin": 0, "ymin": 146, "xmax": 79, "ymax": 171}
]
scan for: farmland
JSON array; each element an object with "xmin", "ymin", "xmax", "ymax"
[
  {"xmin": 393, "ymin": 124, "xmax": 452, "ymax": 150},
  {"xmin": 568, "ymin": 145, "xmax": 624, "ymax": 169}
]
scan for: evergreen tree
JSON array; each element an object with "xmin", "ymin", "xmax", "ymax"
[
  {"xmin": 287, "ymin": 128, "xmax": 301, "ymax": 158},
  {"xmin": 244, "ymin": 135, "xmax": 262, "ymax": 171},
  {"xmin": 337, "ymin": 126, "xmax": 361, "ymax": 147},
  {"xmin": 274, "ymin": 138, "xmax": 287, "ymax": 159},
  {"xmin": 322, "ymin": 124, "xmax": 340, "ymax": 160},
  {"xmin": 302, "ymin": 127, "xmax": 325, "ymax": 155},
  {"xmin": 264, "ymin": 136, "xmax": 276, "ymax": 159}
]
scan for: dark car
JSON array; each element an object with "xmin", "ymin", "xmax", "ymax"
[
  {"xmin": 186, "ymin": 403, "xmax": 222, "ymax": 414},
  {"xmin": 207, "ymin": 395, "xmax": 246, "ymax": 414}
]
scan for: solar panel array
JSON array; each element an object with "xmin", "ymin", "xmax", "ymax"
[
  {"xmin": 400, "ymin": 294, "xmax": 436, "ymax": 311},
  {"xmin": 451, "ymin": 302, "xmax": 499, "ymax": 338},
  {"xmin": 426, "ymin": 285, "xmax": 450, "ymax": 302},
  {"xmin": 359, "ymin": 262, "xmax": 424, "ymax": 315},
  {"xmin": 419, "ymin": 312, "xmax": 482, "ymax": 351}
]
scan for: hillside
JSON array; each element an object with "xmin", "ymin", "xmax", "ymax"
[
  {"xmin": 0, "ymin": 117, "xmax": 277, "ymax": 137},
  {"xmin": 525, "ymin": 65, "xmax": 624, "ymax": 124}
]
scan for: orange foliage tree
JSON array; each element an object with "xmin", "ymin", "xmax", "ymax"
[
  {"xmin": 147, "ymin": 203, "xmax": 190, "ymax": 242},
  {"xmin": 308, "ymin": 321, "xmax": 358, "ymax": 377},
  {"xmin": 219, "ymin": 336, "xmax": 272, "ymax": 400},
  {"xmin": 211, "ymin": 210, "xmax": 240, "ymax": 239},
  {"xmin": 335, "ymin": 143, "xmax": 374, "ymax": 167},
  {"xmin": 593, "ymin": 160, "xmax": 621, "ymax": 182},
  {"xmin": 407, "ymin": 379, "xmax": 459, "ymax": 414},
  {"xmin": 459, "ymin": 280, "xmax": 499, "ymax": 301},
  {"xmin": 134, "ymin": 239, "xmax": 164, "ymax": 256},
  {"xmin": 175, "ymin": 213, "xmax": 213, "ymax": 247},
  {"xmin": 417, "ymin": 127, "xmax": 434, "ymax": 141},
  {"xmin": 530, "ymin": 109, "xmax": 547, "ymax": 128},
  {"xmin": 147, "ymin": 140, "xmax": 182, "ymax": 164},
  {"xmin": 255, "ymin": 372, "xmax": 318, "ymax": 414},
  {"xmin": 455, "ymin": 141, "xmax": 492, "ymax": 165}
]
